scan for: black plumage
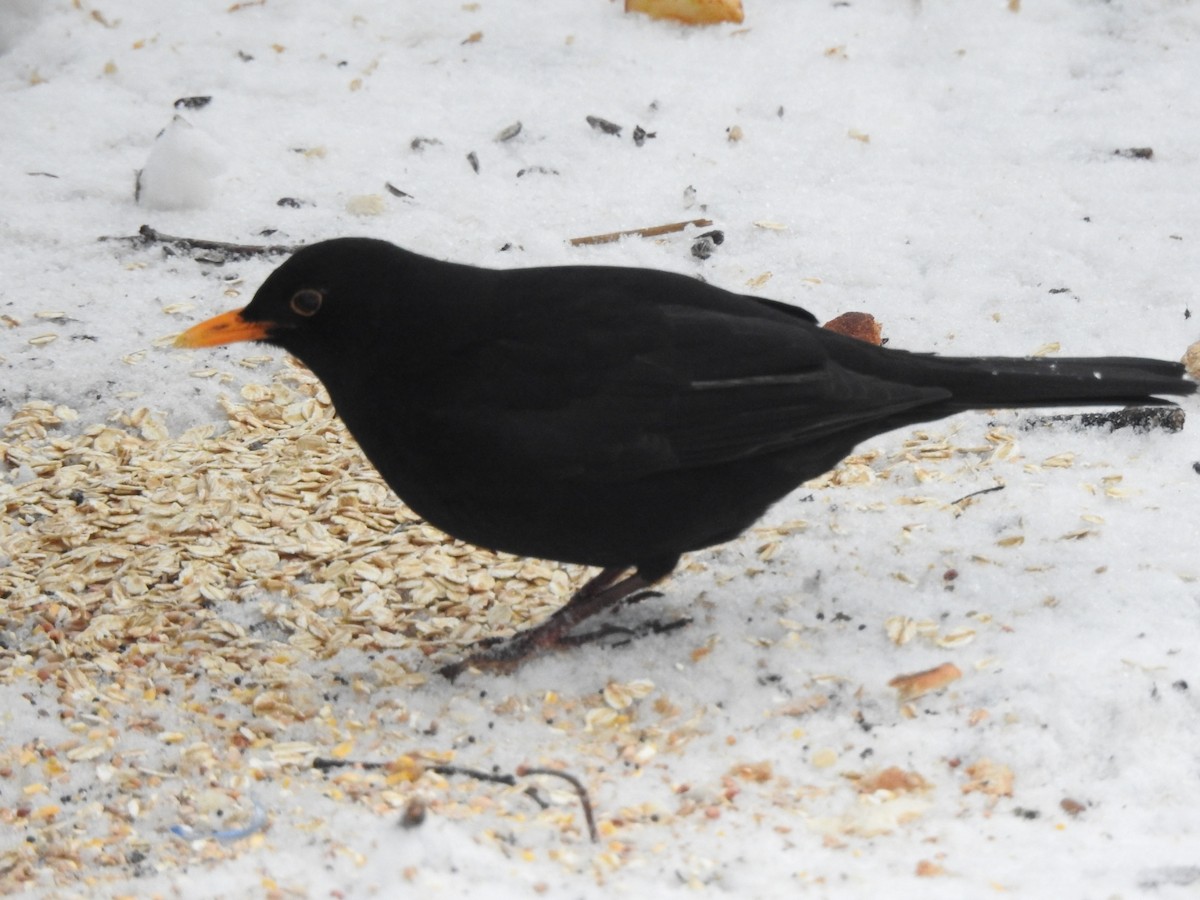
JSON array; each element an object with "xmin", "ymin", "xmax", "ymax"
[{"xmin": 177, "ymin": 238, "xmax": 1194, "ymax": 674}]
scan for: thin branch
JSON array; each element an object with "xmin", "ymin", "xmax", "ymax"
[
  {"xmin": 516, "ymin": 766, "xmax": 600, "ymax": 843},
  {"xmin": 99, "ymin": 224, "xmax": 299, "ymax": 258},
  {"xmin": 569, "ymin": 218, "xmax": 713, "ymax": 246},
  {"xmin": 312, "ymin": 756, "xmax": 599, "ymax": 842},
  {"xmin": 312, "ymin": 756, "xmax": 517, "ymax": 785},
  {"xmin": 428, "ymin": 763, "xmax": 519, "ymax": 787}
]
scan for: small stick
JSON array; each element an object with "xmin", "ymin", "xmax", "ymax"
[
  {"xmin": 569, "ymin": 218, "xmax": 713, "ymax": 246},
  {"xmin": 99, "ymin": 224, "xmax": 299, "ymax": 257},
  {"xmin": 428, "ymin": 763, "xmax": 519, "ymax": 787},
  {"xmin": 517, "ymin": 766, "xmax": 599, "ymax": 843},
  {"xmin": 951, "ymin": 484, "xmax": 1006, "ymax": 507},
  {"xmin": 313, "ymin": 756, "xmax": 599, "ymax": 842},
  {"xmin": 312, "ymin": 756, "xmax": 518, "ymax": 786},
  {"xmin": 522, "ymin": 786, "xmax": 551, "ymax": 809},
  {"xmin": 312, "ymin": 756, "xmax": 375, "ymax": 772}
]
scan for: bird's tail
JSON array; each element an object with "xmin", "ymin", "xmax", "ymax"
[
  {"xmin": 923, "ymin": 354, "xmax": 1193, "ymax": 410},
  {"xmin": 826, "ymin": 335, "xmax": 1196, "ymax": 410}
]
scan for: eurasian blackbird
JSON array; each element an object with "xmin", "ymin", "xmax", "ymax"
[{"xmin": 177, "ymin": 238, "xmax": 1195, "ymax": 676}]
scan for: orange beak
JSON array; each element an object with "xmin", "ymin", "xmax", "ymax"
[{"xmin": 174, "ymin": 308, "xmax": 274, "ymax": 348}]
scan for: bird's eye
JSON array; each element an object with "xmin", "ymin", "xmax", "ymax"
[{"xmin": 289, "ymin": 289, "xmax": 324, "ymax": 317}]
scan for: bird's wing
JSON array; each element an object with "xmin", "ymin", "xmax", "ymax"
[
  {"xmin": 419, "ymin": 298, "xmax": 949, "ymax": 481},
  {"xmin": 665, "ymin": 365, "xmax": 948, "ymax": 469},
  {"xmin": 649, "ymin": 303, "xmax": 951, "ymax": 468}
]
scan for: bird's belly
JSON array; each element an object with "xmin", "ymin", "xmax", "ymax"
[
  {"xmin": 342, "ymin": 409, "xmax": 828, "ymax": 569},
  {"xmin": 369, "ymin": 453, "xmax": 787, "ymax": 569}
]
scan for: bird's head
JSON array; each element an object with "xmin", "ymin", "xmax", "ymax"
[{"xmin": 174, "ymin": 237, "xmax": 408, "ymax": 363}]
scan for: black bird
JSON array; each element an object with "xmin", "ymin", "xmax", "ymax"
[{"xmin": 176, "ymin": 238, "xmax": 1195, "ymax": 676}]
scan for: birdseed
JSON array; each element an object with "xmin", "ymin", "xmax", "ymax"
[{"xmin": 0, "ymin": 352, "xmax": 1146, "ymax": 891}]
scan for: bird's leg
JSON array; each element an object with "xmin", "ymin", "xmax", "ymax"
[{"xmin": 438, "ymin": 566, "xmax": 659, "ymax": 679}]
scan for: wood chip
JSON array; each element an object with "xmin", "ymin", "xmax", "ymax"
[
  {"xmin": 625, "ymin": 0, "xmax": 744, "ymax": 24},
  {"xmin": 823, "ymin": 312, "xmax": 882, "ymax": 345},
  {"xmin": 888, "ymin": 662, "xmax": 962, "ymax": 701}
]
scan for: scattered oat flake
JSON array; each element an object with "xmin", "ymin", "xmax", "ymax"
[
  {"xmin": 812, "ymin": 748, "xmax": 838, "ymax": 768},
  {"xmin": 346, "ymin": 194, "xmax": 386, "ymax": 216},
  {"xmin": 757, "ymin": 540, "xmax": 781, "ymax": 561},
  {"xmin": 1183, "ymin": 341, "xmax": 1200, "ymax": 379},
  {"xmin": 858, "ymin": 767, "xmax": 930, "ymax": 795},
  {"xmin": 934, "ymin": 626, "xmax": 976, "ymax": 649},
  {"xmin": 729, "ymin": 761, "xmax": 773, "ymax": 782},
  {"xmin": 66, "ymin": 743, "xmax": 109, "ymax": 762},
  {"xmin": 962, "ymin": 759, "xmax": 1014, "ymax": 798},
  {"xmin": 916, "ymin": 859, "xmax": 947, "ymax": 877},
  {"xmin": 1042, "ymin": 452, "xmax": 1075, "ymax": 468},
  {"xmin": 586, "ymin": 707, "xmax": 622, "ymax": 731},
  {"xmin": 691, "ymin": 636, "xmax": 718, "ymax": 662},
  {"xmin": 28, "ymin": 333, "xmax": 58, "ymax": 345},
  {"xmin": 603, "ymin": 681, "xmax": 636, "ymax": 710},
  {"xmin": 778, "ymin": 693, "xmax": 828, "ymax": 717},
  {"xmin": 885, "ymin": 616, "xmax": 919, "ymax": 646}
]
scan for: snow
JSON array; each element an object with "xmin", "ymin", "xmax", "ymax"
[
  {"xmin": 2, "ymin": 1, "xmax": 1200, "ymax": 897},
  {"xmin": 136, "ymin": 115, "xmax": 229, "ymax": 211}
]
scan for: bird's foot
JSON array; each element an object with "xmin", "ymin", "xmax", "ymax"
[
  {"xmin": 438, "ymin": 629, "xmax": 554, "ymax": 681},
  {"xmin": 561, "ymin": 614, "xmax": 692, "ymax": 649},
  {"xmin": 438, "ymin": 568, "xmax": 665, "ymax": 680}
]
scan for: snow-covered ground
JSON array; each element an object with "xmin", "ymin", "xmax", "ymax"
[{"xmin": 2, "ymin": 1, "xmax": 1199, "ymax": 896}]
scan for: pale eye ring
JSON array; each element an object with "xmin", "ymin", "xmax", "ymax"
[{"xmin": 289, "ymin": 289, "xmax": 324, "ymax": 317}]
